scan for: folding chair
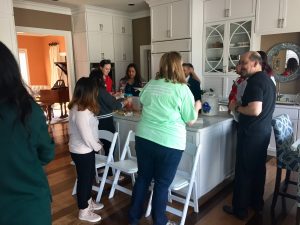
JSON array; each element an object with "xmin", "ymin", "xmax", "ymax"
[
  {"xmin": 145, "ymin": 142, "xmax": 201, "ymax": 225},
  {"xmin": 108, "ymin": 130, "xmax": 138, "ymax": 198},
  {"xmin": 71, "ymin": 130, "xmax": 118, "ymax": 198}
]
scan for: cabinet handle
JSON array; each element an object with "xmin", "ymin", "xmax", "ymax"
[
  {"xmin": 122, "ymin": 26, "xmax": 125, "ymax": 33},
  {"xmin": 224, "ymin": 9, "xmax": 230, "ymax": 17},
  {"xmin": 101, "ymin": 53, "xmax": 104, "ymax": 59},
  {"xmin": 99, "ymin": 24, "xmax": 103, "ymax": 31},
  {"xmin": 277, "ymin": 18, "xmax": 284, "ymax": 28}
]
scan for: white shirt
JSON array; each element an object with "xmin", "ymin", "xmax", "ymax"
[{"xmin": 68, "ymin": 105, "xmax": 102, "ymax": 154}]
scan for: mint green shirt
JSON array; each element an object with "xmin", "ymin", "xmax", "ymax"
[{"xmin": 136, "ymin": 79, "xmax": 197, "ymax": 150}]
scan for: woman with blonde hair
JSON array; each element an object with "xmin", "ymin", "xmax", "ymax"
[
  {"xmin": 68, "ymin": 77, "xmax": 104, "ymax": 223},
  {"xmin": 129, "ymin": 51, "xmax": 202, "ymax": 225}
]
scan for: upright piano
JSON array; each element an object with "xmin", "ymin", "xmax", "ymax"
[{"xmin": 39, "ymin": 87, "xmax": 69, "ymax": 121}]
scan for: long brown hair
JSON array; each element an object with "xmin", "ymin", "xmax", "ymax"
[
  {"xmin": 68, "ymin": 77, "xmax": 99, "ymax": 114},
  {"xmin": 155, "ymin": 51, "xmax": 186, "ymax": 84}
]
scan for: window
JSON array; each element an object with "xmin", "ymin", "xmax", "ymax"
[{"xmin": 18, "ymin": 49, "xmax": 30, "ymax": 85}]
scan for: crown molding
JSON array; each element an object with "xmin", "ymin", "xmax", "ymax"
[
  {"xmin": 13, "ymin": 0, "xmax": 72, "ymax": 15},
  {"xmin": 72, "ymin": 5, "xmax": 150, "ymax": 20},
  {"xmin": 130, "ymin": 10, "xmax": 150, "ymax": 19},
  {"xmin": 72, "ymin": 5, "xmax": 132, "ymax": 17}
]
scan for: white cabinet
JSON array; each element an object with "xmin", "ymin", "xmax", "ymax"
[
  {"xmin": 256, "ymin": 0, "xmax": 300, "ymax": 35},
  {"xmin": 86, "ymin": 13, "xmax": 113, "ymax": 33},
  {"xmin": 202, "ymin": 18, "xmax": 255, "ymax": 98},
  {"xmin": 114, "ymin": 34, "xmax": 133, "ymax": 62},
  {"xmin": 148, "ymin": 0, "xmax": 203, "ymax": 82},
  {"xmin": 204, "ymin": 19, "xmax": 253, "ymax": 75},
  {"xmin": 112, "ymin": 15, "xmax": 133, "ymax": 90},
  {"xmin": 170, "ymin": 0, "xmax": 191, "ymax": 39},
  {"xmin": 113, "ymin": 16, "xmax": 132, "ymax": 35},
  {"xmin": 72, "ymin": 10, "xmax": 115, "ymax": 70},
  {"xmin": 268, "ymin": 105, "xmax": 300, "ymax": 156},
  {"xmin": 151, "ymin": 3, "xmax": 169, "ymax": 42},
  {"xmin": 88, "ymin": 32, "xmax": 114, "ymax": 62},
  {"xmin": 151, "ymin": 0, "xmax": 191, "ymax": 42},
  {"xmin": 151, "ymin": 51, "xmax": 191, "ymax": 79},
  {"xmin": 204, "ymin": 0, "xmax": 256, "ymax": 23},
  {"xmin": 72, "ymin": 9, "xmax": 133, "ymax": 79}
]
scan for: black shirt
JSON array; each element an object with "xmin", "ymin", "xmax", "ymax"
[
  {"xmin": 239, "ymin": 71, "xmax": 276, "ymax": 134},
  {"xmin": 97, "ymin": 87, "xmax": 123, "ymax": 116},
  {"xmin": 187, "ymin": 76, "xmax": 201, "ymax": 101},
  {"xmin": 125, "ymin": 82, "xmax": 141, "ymax": 97}
]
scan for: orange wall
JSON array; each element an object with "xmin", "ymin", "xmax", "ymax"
[
  {"xmin": 17, "ymin": 35, "xmax": 66, "ymax": 86},
  {"xmin": 17, "ymin": 36, "xmax": 47, "ymax": 85}
]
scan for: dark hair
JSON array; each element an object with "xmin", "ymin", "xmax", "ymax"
[
  {"xmin": 68, "ymin": 77, "xmax": 99, "ymax": 114},
  {"xmin": 182, "ymin": 63, "xmax": 194, "ymax": 69},
  {"xmin": 89, "ymin": 69, "xmax": 105, "ymax": 88},
  {"xmin": 0, "ymin": 41, "xmax": 33, "ymax": 125},
  {"xmin": 99, "ymin": 59, "xmax": 111, "ymax": 68},
  {"xmin": 156, "ymin": 51, "xmax": 186, "ymax": 84},
  {"xmin": 124, "ymin": 63, "xmax": 142, "ymax": 85},
  {"xmin": 257, "ymin": 50, "xmax": 273, "ymax": 75},
  {"xmin": 287, "ymin": 57, "xmax": 298, "ymax": 72}
]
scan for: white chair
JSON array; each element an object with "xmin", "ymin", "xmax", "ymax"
[
  {"xmin": 108, "ymin": 130, "xmax": 138, "ymax": 199},
  {"xmin": 71, "ymin": 130, "xmax": 118, "ymax": 198},
  {"xmin": 92, "ymin": 130, "xmax": 119, "ymax": 202},
  {"xmin": 145, "ymin": 143, "xmax": 201, "ymax": 225}
]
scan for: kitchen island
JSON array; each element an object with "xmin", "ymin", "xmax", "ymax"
[{"xmin": 113, "ymin": 111, "xmax": 236, "ymax": 199}]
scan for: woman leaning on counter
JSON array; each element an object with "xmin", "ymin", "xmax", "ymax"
[
  {"xmin": 89, "ymin": 69, "xmax": 130, "ymax": 163},
  {"xmin": 129, "ymin": 51, "xmax": 202, "ymax": 225}
]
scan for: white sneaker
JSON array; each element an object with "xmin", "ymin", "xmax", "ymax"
[
  {"xmin": 78, "ymin": 207, "xmax": 101, "ymax": 223},
  {"xmin": 166, "ymin": 221, "xmax": 177, "ymax": 225},
  {"xmin": 88, "ymin": 198, "xmax": 104, "ymax": 211}
]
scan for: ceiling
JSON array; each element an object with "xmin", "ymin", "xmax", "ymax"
[{"xmin": 21, "ymin": 0, "xmax": 150, "ymax": 12}]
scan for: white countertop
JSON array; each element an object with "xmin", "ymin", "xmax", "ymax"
[
  {"xmin": 275, "ymin": 103, "xmax": 300, "ymax": 109},
  {"xmin": 113, "ymin": 111, "xmax": 234, "ymax": 132}
]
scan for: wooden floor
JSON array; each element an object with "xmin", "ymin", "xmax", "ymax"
[{"xmin": 47, "ymin": 122, "xmax": 298, "ymax": 225}]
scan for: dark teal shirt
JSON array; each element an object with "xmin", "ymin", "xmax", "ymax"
[{"xmin": 0, "ymin": 101, "xmax": 55, "ymax": 225}]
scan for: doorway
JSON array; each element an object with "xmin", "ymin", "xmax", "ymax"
[
  {"xmin": 140, "ymin": 45, "xmax": 151, "ymax": 82},
  {"xmin": 15, "ymin": 26, "xmax": 75, "ymax": 96}
]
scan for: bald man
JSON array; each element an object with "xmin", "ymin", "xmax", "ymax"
[{"xmin": 223, "ymin": 51, "xmax": 276, "ymax": 219}]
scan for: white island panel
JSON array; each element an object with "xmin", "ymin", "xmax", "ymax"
[{"xmin": 113, "ymin": 112, "xmax": 236, "ymax": 199}]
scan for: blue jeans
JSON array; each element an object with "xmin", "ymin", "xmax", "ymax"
[{"xmin": 128, "ymin": 136, "xmax": 182, "ymax": 225}]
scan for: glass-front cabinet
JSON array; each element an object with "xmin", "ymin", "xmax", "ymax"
[
  {"xmin": 205, "ymin": 24, "xmax": 225, "ymax": 73},
  {"xmin": 204, "ymin": 19, "xmax": 253, "ymax": 75}
]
